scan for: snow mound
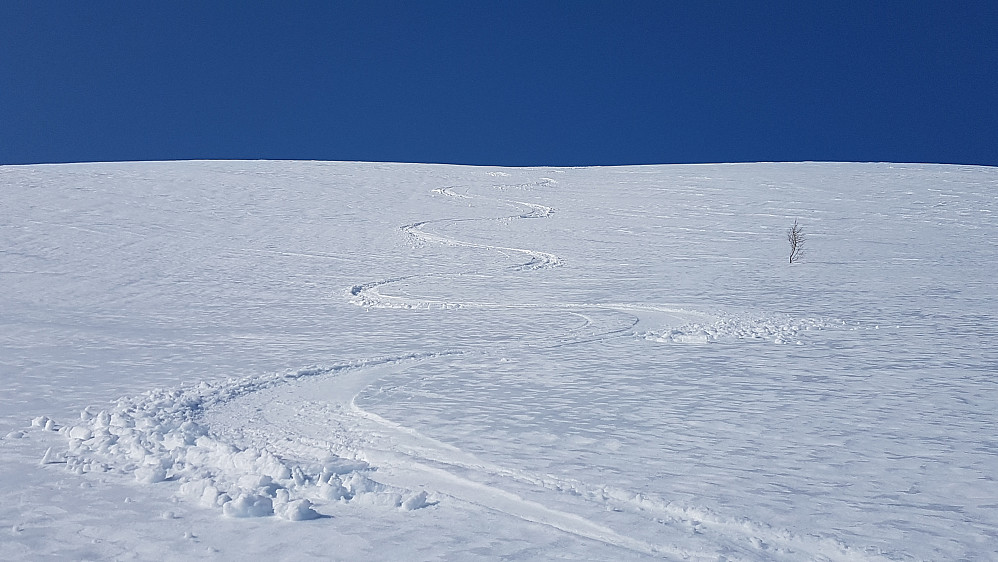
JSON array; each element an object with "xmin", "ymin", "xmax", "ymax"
[
  {"xmin": 31, "ymin": 356, "xmax": 439, "ymax": 521},
  {"xmin": 643, "ymin": 314, "xmax": 836, "ymax": 345}
]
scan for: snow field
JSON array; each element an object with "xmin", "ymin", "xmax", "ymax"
[{"xmin": 2, "ymin": 161, "xmax": 997, "ymax": 560}]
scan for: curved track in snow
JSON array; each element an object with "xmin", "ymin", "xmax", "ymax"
[
  {"xmin": 38, "ymin": 173, "xmax": 859, "ymax": 560},
  {"xmin": 326, "ymin": 178, "xmax": 860, "ymax": 559},
  {"xmin": 347, "ymin": 179, "xmax": 705, "ymax": 335},
  {"xmin": 350, "ymin": 180, "xmax": 562, "ymax": 311}
]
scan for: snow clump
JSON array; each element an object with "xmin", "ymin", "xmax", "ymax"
[
  {"xmin": 644, "ymin": 315, "xmax": 835, "ymax": 345},
  {"xmin": 30, "ymin": 361, "xmax": 434, "ymax": 521}
]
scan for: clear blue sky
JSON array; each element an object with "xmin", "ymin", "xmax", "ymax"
[{"xmin": 2, "ymin": 1, "xmax": 996, "ymax": 166}]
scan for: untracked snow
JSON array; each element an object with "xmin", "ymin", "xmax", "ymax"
[{"xmin": 1, "ymin": 161, "xmax": 996, "ymax": 560}]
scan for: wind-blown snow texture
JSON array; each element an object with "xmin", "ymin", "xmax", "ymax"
[{"xmin": 1, "ymin": 161, "xmax": 996, "ymax": 560}]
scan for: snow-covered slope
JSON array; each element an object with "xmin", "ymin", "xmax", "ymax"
[{"xmin": 1, "ymin": 161, "xmax": 996, "ymax": 560}]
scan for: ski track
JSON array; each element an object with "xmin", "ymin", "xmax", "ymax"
[{"xmin": 36, "ymin": 174, "xmax": 861, "ymax": 560}]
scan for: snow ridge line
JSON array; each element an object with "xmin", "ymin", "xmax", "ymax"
[{"xmin": 31, "ymin": 353, "xmax": 458, "ymax": 521}]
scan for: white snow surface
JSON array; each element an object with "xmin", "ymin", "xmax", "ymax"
[{"xmin": 1, "ymin": 160, "xmax": 996, "ymax": 560}]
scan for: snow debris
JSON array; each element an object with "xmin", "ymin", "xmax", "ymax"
[
  {"xmin": 31, "ymin": 416, "xmax": 58, "ymax": 431},
  {"xmin": 34, "ymin": 357, "xmax": 438, "ymax": 521},
  {"xmin": 135, "ymin": 464, "xmax": 168, "ymax": 484},
  {"xmin": 222, "ymin": 494, "xmax": 274, "ymax": 518},
  {"xmin": 275, "ymin": 497, "xmax": 321, "ymax": 521},
  {"xmin": 67, "ymin": 426, "xmax": 93, "ymax": 441},
  {"xmin": 643, "ymin": 315, "xmax": 835, "ymax": 345},
  {"xmin": 401, "ymin": 491, "xmax": 431, "ymax": 511},
  {"xmin": 39, "ymin": 446, "xmax": 65, "ymax": 465}
]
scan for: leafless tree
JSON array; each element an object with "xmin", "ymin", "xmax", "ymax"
[{"xmin": 788, "ymin": 219, "xmax": 805, "ymax": 263}]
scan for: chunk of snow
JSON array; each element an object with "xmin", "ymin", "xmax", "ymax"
[
  {"xmin": 39, "ymin": 447, "xmax": 64, "ymax": 465},
  {"xmin": 319, "ymin": 476, "xmax": 350, "ymax": 501},
  {"xmin": 276, "ymin": 498, "xmax": 321, "ymax": 521},
  {"xmin": 135, "ymin": 465, "xmax": 168, "ymax": 484},
  {"xmin": 401, "ymin": 491, "xmax": 430, "ymax": 511},
  {"xmin": 68, "ymin": 426, "xmax": 93, "ymax": 441},
  {"xmin": 222, "ymin": 494, "xmax": 274, "ymax": 518}
]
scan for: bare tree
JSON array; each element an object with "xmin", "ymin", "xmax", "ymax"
[{"xmin": 787, "ymin": 219, "xmax": 805, "ymax": 263}]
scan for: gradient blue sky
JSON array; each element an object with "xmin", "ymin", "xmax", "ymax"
[{"xmin": 2, "ymin": 1, "xmax": 996, "ymax": 166}]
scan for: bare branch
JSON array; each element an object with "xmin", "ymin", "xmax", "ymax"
[{"xmin": 788, "ymin": 219, "xmax": 805, "ymax": 263}]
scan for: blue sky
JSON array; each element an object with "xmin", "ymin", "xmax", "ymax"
[{"xmin": 2, "ymin": 2, "xmax": 996, "ymax": 166}]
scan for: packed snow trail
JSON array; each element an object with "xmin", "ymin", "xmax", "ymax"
[
  {"xmin": 34, "ymin": 349, "xmax": 878, "ymax": 560},
  {"xmin": 200, "ymin": 361, "xmax": 681, "ymax": 558},
  {"xmin": 202, "ymin": 356, "xmax": 882, "ymax": 561},
  {"xmin": 347, "ymin": 178, "xmax": 715, "ymax": 342},
  {"xmin": 349, "ymin": 180, "xmax": 563, "ymax": 311}
]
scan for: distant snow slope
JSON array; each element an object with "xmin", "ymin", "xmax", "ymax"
[{"xmin": 1, "ymin": 161, "xmax": 996, "ymax": 560}]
